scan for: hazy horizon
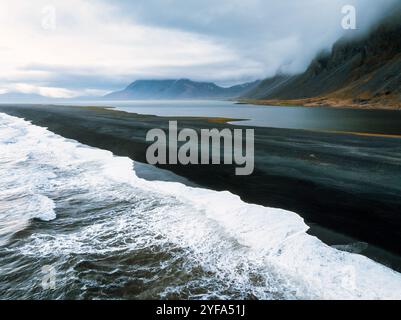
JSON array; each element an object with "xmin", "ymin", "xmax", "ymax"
[{"xmin": 0, "ymin": 0, "xmax": 398, "ymax": 99}]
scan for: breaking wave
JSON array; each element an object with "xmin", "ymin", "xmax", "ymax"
[{"xmin": 1, "ymin": 112, "xmax": 401, "ymax": 300}]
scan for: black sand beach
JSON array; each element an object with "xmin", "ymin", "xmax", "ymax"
[{"xmin": 1, "ymin": 104, "xmax": 401, "ymax": 270}]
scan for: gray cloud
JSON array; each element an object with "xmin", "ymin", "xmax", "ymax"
[
  {"xmin": 108, "ymin": 0, "xmax": 399, "ymax": 77},
  {"xmin": 1, "ymin": 0, "xmax": 399, "ymax": 96}
]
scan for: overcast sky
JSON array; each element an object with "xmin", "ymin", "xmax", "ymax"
[{"xmin": 0, "ymin": 0, "xmax": 397, "ymax": 98}]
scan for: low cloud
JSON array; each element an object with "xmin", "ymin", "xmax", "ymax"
[
  {"xmin": 0, "ymin": 83, "xmax": 85, "ymax": 98},
  {"xmin": 0, "ymin": 0, "xmax": 398, "ymax": 96}
]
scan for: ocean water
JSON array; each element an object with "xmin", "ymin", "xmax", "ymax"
[
  {"xmin": 67, "ymin": 100, "xmax": 401, "ymax": 135},
  {"xmin": 1, "ymin": 112, "xmax": 401, "ymax": 300}
]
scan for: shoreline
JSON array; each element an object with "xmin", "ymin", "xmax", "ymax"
[
  {"xmin": 76, "ymin": 105, "xmax": 401, "ymax": 139},
  {"xmin": 43, "ymin": 103, "xmax": 401, "ymax": 138},
  {"xmin": 1, "ymin": 104, "xmax": 401, "ymax": 270},
  {"xmin": 237, "ymin": 98, "xmax": 401, "ymax": 111}
]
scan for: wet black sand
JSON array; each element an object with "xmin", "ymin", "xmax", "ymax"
[{"xmin": 1, "ymin": 104, "xmax": 401, "ymax": 270}]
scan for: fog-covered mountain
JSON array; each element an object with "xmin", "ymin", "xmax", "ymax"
[
  {"xmin": 104, "ymin": 79, "xmax": 259, "ymax": 100},
  {"xmin": 243, "ymin": 7, "xmax": 401, "ymax": 109}
]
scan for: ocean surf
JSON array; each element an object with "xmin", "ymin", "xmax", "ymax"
[{"xmin": 1, "ymin": 112, "xmax": 401, "ymax": 300}]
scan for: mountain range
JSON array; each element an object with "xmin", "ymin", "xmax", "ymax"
[
  {"xmin": 1, "ymin": 6, "xmax": 400, "ymax": 109},
  {"xmin": 104, "ymin": 79, "xmax": 260, "ymax": 100},
  {"xmin": 243, "ymin": 6, "xmax": 401, "ymax": 109}
]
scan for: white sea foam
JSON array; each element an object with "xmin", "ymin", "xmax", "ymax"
[
  {"xmin": 0, "ymin": 115, "xmax": 57, "ymax": 245},
  {"xmin": 1, "ymin": 111, "xmax": 401, "ymax": 300}
]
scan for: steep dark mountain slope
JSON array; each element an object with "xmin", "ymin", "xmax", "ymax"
[
  {"xmin": 244, "ymin": 8, "xmax": 401, "ymax": 109},
  {"xmin": 104, "ymin": 79, "xmax": 259, "ymax": 100}
]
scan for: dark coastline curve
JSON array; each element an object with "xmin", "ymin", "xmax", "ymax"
[{"xmin": 1, "ymin": 104, "xmax": 401, "ymax": 271}]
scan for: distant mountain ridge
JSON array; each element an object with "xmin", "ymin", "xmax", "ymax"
[
  {"xmin": 104, "ymin": 79, "xmax": 259, "ymax": 100},
  {"xmin": 0, "ymin": 92, "xmax": 57, "ymax": 102},
  {"xmin": 243, "ymin": 6, "xmax": 401, "ymax": 109}
]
